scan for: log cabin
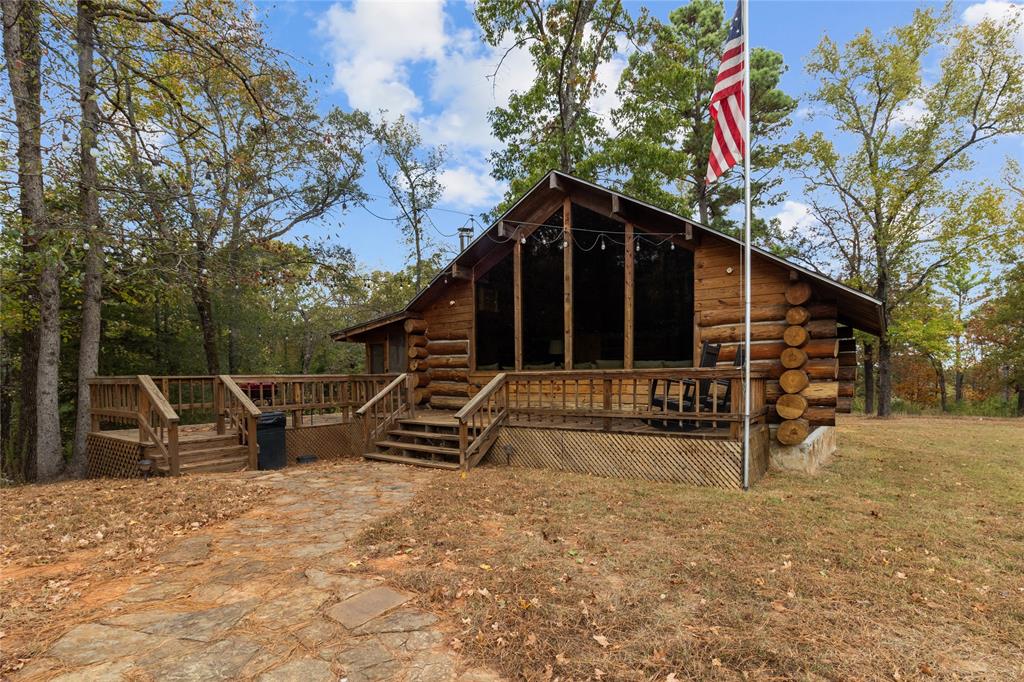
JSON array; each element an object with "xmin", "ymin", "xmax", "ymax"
[{"xmin": 330, "ymin": 171, "xmax": 882, "ymax": 487}]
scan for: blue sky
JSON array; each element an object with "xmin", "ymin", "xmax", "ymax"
[{"xmin": 258, "ymin": 0, "xmax": 1023, "ymax": 273}]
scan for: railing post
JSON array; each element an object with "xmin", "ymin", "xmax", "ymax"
[
  {"xmin": 168, "ymin": 422, "xmax": 180, "ymax": 476},
  {"xmin": 459, "ymin": 421, "xmax": 468, "ymax": 472},
  {"xmin": 730, "ymin": 377, "xmax": 743, "ymax": 438},
  {"xmin": 406, "ymin": 374, "xmax": 417, "ymax": 418},
  {"xmin": 292, "ymin": 381, "xmax": 302, "ymax": 428},
  {"xmin": 137, "ymin": 386, "xmax": 151, "ymax": 444},
  {"xmin": 247, "ymin": 414, "xmax": 258, "ymax": 470},
  {"xmin": 602, "ymin": 378, "xmax": 612, "ymax": 431},
  {"xmin": 214, "ymin": 377, "xmax": 226, "ymax": 435}
]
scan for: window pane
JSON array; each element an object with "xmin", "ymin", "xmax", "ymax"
[
  {"xmin": 572, "ymin": 205, "xmax": 624, "ymax": 368},
  {"xmin": 522, "ymin": 211, "xmax": 565, "ymax": 368},
  {"xmin": 634, "ymin": 240, "xmax": 694, "ymax": 364},
  {"xmin": 388, "ymin": 332, "xmax": 405, "ymax": 372},
  {"xmin": 369, "ymin": 343, "xmax": 385, "ymax": 373},
  {"xmin": 475, "ymin": 250, "xmax": 515, "ymax": 370}
]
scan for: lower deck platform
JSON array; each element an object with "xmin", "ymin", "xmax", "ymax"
[{"xmin": 88, "ymin": 408, "xmax": 767, "ymax": 488}]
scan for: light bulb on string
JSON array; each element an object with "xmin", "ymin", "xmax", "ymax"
[
  {"xmin": 670, "ymin": 242, "xmax": 675, "ymax": 250},
  {"xmin": 635, "ymin": 240, "xmax": 640, "ymax": 252},
  {"xmin": 600, "ymin": 237, "xmax": 606, "ymax": 251}
]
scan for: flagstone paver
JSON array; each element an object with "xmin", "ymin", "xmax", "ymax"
[{"xmin": 19, "ymin": 462, "xmax": 503, "ymax": 682}]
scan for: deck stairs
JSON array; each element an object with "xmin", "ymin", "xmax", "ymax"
[
  {"xmin": 146, "ymin": 432, "xmax": 249, "ymax": 474},
  {"xmin": 364, "ymin": 410, "xmax": 482, "ymax": 470}
]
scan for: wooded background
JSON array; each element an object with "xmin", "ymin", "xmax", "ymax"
[{"xmin": 2, "ymin": 0, "xmax": 1022, "ymax": 482}]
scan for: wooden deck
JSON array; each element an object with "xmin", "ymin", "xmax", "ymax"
[{"xmin": 87, "ymin": 370, "xmax": 770, "ymax": 487}]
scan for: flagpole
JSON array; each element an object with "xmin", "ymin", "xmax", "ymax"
[{"xmin": 741, "ymin": 0, "xmax": 752, "ymax": 491}]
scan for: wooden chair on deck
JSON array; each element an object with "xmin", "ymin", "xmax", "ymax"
[
  {"xmin": 647, "ymin": 342, "xmax": 721, "ymax": 431},
  {"xmin": 700, "ymin": 345, "xmax": 745, "ymax": 428}
]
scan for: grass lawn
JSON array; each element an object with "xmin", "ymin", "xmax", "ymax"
[{"xmin": 353, "ymin": 415, "xmax": 1024, "ymax": 680}]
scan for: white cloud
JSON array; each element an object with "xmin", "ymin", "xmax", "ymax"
[
  {"xmin": 592, "ymin": 54, "xmax": 628, "ymax": 135},
  {"xmin": 420, "ymin": 30, "xmax": 535, "ymax": 152},
  {"xmin": 772, "ymin": 200, "xmax": 814, "ymax": 236},
  {"xmin": 317, "ymin": 0, "xmax": 448, "ymax": 116},
  {"xmin": 892, "ymin": 98, "xmax": 928, "ymax": 129},
  {"xmin": 963, "ymin": 1, "xmax": 1024, "ymax": 53},
  {"xmin": 439, "ymin": 165, "xmax": 505, "ymax": 208}
]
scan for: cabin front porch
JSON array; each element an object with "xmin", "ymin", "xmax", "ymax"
[{"xmin": 87, "ymin": 368, "xmax": 771, "ymax": 488}]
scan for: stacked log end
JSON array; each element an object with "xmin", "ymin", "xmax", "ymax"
[
  {"xmin": 777, "ymin": 280, "xmax": 813, "ymax": 445},
  {"xmin": 404, "ymin": 318, "xmax": 430, "ymax": 402}
]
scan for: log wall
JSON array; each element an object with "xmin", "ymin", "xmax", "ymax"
[{"xmin": 694, "ymin": 235, "xmax": 843, "ymax": 440}]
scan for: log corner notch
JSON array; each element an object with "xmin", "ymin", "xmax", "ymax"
[
  {"xmin": 777, "ymin": 279, "xmax": 813, "ymax": 445},
  {"xmin": 404, "ymin": 318, "xmax": 430, "ymax": 402}
]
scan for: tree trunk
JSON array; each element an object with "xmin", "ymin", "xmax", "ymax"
[
  {"xmin": 4, "ymin": 0, "xmax": 62, "ymax": 479},
  {"xmin": 935, "ymin": 362, "xmax": 948, "ymax": 412},
  {"xmin": 863, "ymin": 341, "xmax": 875, "ymax": 415},
  {"xmin": 36, "ymin": 257, "xmax": 63, "ymax": 477},
  {"xmin": 877, "ymin": 334, "xmax": 892, "ymax": 417},
  {"xmin": 1016, "ymin": 383, "xmax": 1023, "ymax": 417},
  {"xmin": 954, "ymin": 370, "xmax": 964, "ymax": 403},
  {"xmin": 226, "ymin": 210, "xmax": 241, "ymax": 373},
  {"xmin": 192, "ymin": 247, "xmax": 219, "ymax": 374},
  {"xmin": 71, "ymin": 0, "xmax": 103, "ymax": 477}
]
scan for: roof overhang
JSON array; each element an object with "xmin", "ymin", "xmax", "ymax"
[
  {"xmin": 334, "ymin": 170, "xmax": 884, "ymax": 338},
  {"xmin": 330, "ymin": 310, "xmax": 410, "ymax": 342}
]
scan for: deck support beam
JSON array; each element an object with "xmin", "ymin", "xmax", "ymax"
[
  {"xmin": 624, "ymin": 221, "xmax": 634, "ymax": 369},
  {"xmin": 563, "ymin": 197, "xmax": 573, "ymax": 370},
  {"xmin": 514, "ymin": 238, "xmax": 523, "ymax": 371}
]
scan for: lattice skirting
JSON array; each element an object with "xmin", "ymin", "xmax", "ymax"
[
  {"xmin": 87, "ymin": 433, "xmax": 144, "ymax": 478},
  {"xmin": 285, "ymin": 422, "xmax": 361, "ymax": 465},
  {"xmin": 487, "ymin": 425, "xmax": 770, "ymax": 489}
]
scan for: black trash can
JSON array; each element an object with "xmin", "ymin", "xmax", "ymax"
[{"xmin": 256, "ymin": 411, "xmax": 287, "ymax": 470}]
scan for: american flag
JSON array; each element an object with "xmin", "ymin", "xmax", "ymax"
[{"xmin": 705, "ymin": 1, "xmax": 746, "ymax": 185}]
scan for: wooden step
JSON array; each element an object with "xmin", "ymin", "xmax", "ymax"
[
  {"xmin": 179, "ymin": 456, "xmax": 248, "ymax": 474},
  {"xmin": 363, "ymin": 452, "xmax": 459, "ymax": 470},
  {"xmin": 178, "ymin": 445, "xmax": 248, "ymax": 463},
  {"xmin": 374, "ymin": 440, "xmax": 460, "ymax": 457},
  {"xmin": 387, "ymin": 429, "xmax": 470, "ymax": 442},
  {"xmin": 143, "ymin": 435, "xmax": 238, "ymax": 454}
]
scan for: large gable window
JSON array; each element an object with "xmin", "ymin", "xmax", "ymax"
[
  {"xmin": 475, "ymin": 250, "xmax": 515, "ymax": 370},
  {"xmin": 522, "ymin": 211, "xmax": 565, "ymax": 369},
  {"xmin": 572, "ymin": 205, "xmax": 624, "ymax": 368}
]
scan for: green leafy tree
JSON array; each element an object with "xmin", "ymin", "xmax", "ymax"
[
  {"xmin": 784, "ymin": 4, "xmax": 1024, "ymax": 416},
  {"xmin": 889, "ymin": 286, "xmax": 957, "ymax": 411},
  {"xmin": 477, "ymin": 0, "xmax": 632, "ymax": 202},
  {"xmin": 372, "ymin": 115, "xmax": 445, "ymax": 290},
  {"xmin": 599, "ymin": 0, "xmax": 796, "ymax": 237}
]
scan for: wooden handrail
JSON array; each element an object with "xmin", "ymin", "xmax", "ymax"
[
  {"xmin": 137, "ymin": 375, "xmax": 180, "ymax": 423},
  {"xmin": 356, "ymin": 374, "xmax": 408, "ymax": 416},
  {"xmin": 218, "ymin": 375, "xmax": 261, "ymax": 469},
  {"xmin": 456, "ymin": 373, "xmax": 509, "ymax": 471},
  {"xmin": 456, "ymin": 373, "xmax": 507, "ymax": 421},
  {"xmin": 502, "ymin": 368, "xmax": 771, "ymax": 381},
  {"xmin": 137, "ymin": 375, "xmax": 180, "ymax": 475},
  {"xmin": 218, "ymin": 375, "xmax": 261, "ymax": 417}
]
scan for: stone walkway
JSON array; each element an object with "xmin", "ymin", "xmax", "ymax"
[{"xmin": 17, "ymin": 463, "xmax": 502, "ymax": 682}]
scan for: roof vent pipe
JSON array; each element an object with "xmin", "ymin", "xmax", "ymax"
[{"xmin": 458, "ymin": 225, "xmax": 474, "ymax": 251}]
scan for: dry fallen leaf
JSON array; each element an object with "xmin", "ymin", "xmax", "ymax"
[{"xmin": 593, "ymin": 634, "xmax": 609, "ymax": 648}]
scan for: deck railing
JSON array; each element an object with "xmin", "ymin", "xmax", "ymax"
[
  {"xmin": 499, "ymin": 368, "xmax": 768, "ymax": 435},
  {"xmin": 355, "ymin": 373, "xmax": 416, "ymax": 453},
  {"xmin": 89, "ymin": 373, "xmax": 399, "ymax": 474},
  {"xmin": 89, "ymin": 375, "xmax": 182, "ymax": 474},
  {"xmin": 455, "ymin": 373, "xmax": 509, "ymax": 471},
  {"xmin": 219, "ymin": 375, "xmax": 261, "ymax": 469},
  {"xmin": 230, "ymin": 374, "xmax": 395, "ymax": 427}
]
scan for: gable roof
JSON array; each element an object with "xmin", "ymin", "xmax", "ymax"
[{"xmin": 332, "ymin": 170, "xmax": 883, "ymax": 339}]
